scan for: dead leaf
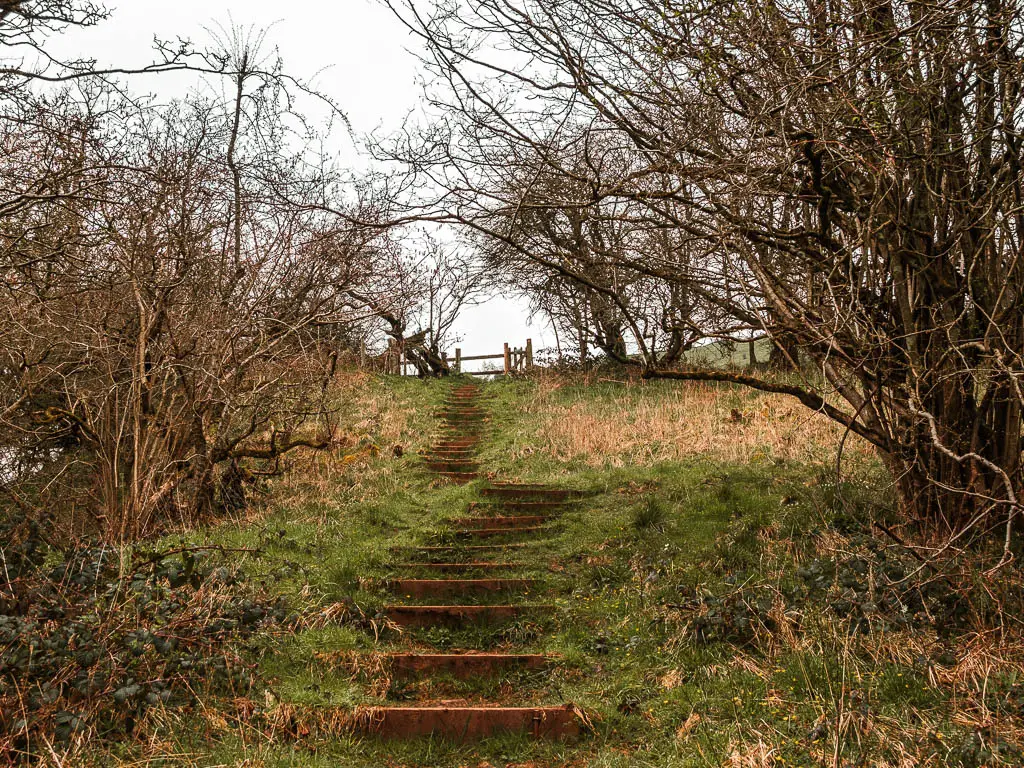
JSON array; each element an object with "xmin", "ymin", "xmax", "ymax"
[
  {"xmin": 660, "ymin": 668, "xmax": 684, "ymax": 689},
  {"xmin": 676, "ymin": 712, "xmax": 701, "ymax": 740}
]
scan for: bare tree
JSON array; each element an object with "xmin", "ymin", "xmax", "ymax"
[
  {"xmin": 385, "ymin": 0, "xmax": 1024, "ymax": 550},
  {"xmin": 0, "ymin": 28, "xmax": 387, "ymax": 541},
  {"xmin": 346, "ymin": 234, "xmax": 487, "ymax": 376}
]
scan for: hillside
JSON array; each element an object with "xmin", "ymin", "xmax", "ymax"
[{"xmin": 57, "ymin": 373, "xmax": 1024, "ymax": 767}]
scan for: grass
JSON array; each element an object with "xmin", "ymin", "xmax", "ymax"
[
  {"xmin": 78, "ymin": 370, "xmax": 1024, "ymax": 768},
  {"xmin": 684, "ymin": 336, "xmax": 774, "ymax": 368}
]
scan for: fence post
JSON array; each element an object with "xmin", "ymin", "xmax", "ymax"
[
  {"xmin": 503, "ymin": 342, "xmax": 511, "ymax": 375},
  {"xmin": 525, "ymin": 338, "xmax": 533, "ymax": 371},
  {"xmin": 455, "ymin": 348, "xmax": 462, "ymax": 374}
]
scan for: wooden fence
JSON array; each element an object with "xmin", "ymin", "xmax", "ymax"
[{"xmin": 399, "ymin": 339, "xmax": 534, "ymax": 376}]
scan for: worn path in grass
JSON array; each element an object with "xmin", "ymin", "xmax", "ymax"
[{"xmin": 355, "ymin": 380, "xmax": 587, "ymax": 741}]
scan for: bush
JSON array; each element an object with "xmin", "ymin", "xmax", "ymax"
[{"xmin": 0, "ymin": 520, "xmax": 291, "ymax": 762}]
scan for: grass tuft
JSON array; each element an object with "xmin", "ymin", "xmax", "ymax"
[{"xmin": 632, "ymin": 497, "xmax": 667, "ymax": 532}]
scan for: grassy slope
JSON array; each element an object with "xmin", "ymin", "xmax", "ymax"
[
  {"xmin": 141, "ymin": 373, "xmax": 1019, "ymax": 768},
  {"xmin": 684, "ymin": 337, "xmax": 774, "ymax": 368}
]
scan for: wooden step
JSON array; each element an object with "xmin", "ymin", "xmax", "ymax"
[
  {"xmin": 452, "ymin": 515, "xmax": 548, "ymax": 529},
  {"xmin": 393, "ymin": 562, "xmax": 524, "ymax": 572},
  {"xmin": 386, "ymin": 652, "xmax": 550, "ymax": 678},
  {"xmin": 383, "ymin": 604, "xmax": 553, "ymax": 628},
  {"xmin": 387, "ymin": 578, "xmax": 539, "ymax": 598},
  {"xmin": 481, "ymin": 487, "xmax": 583, "ymax": 501},
  {"xmin": 424, "ymin": 460, "xmax": 480, "ymax": 472},
  {"xmin": 453, "ymin": 525, "xmax": 546, "ymax": 538},
  {"xmin": 473, "ymin": 500, "xmax": 574, "ymax": 513},
  {"xmin": 354, "ymin": 704, "xmax": 581, "ymax": 741}
]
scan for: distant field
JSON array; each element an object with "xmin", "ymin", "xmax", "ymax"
[{"xmin": 684, "ymin": 337, "xmax": 774, "ymax": 368}]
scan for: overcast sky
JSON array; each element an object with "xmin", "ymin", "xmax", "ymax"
[{"xmin": 54, "ymin": 0, "xmax": 550, "ymax": 363}]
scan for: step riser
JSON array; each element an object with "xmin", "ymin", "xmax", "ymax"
[
  {"xmin": 354, "ymin": 706, "xmax": 580, "ymax": 741},
  {"xmin": 452, "ymin": 516, "xmax": 548, "ymax": 529},
  {"xmin": 388, "ymin": 579, "xmax": 539, "ymax": 598},
  {"xmin": 393, "ymin": 562, "xmax": 523, "ymax": 572},
  {"xmin": 383, "ymin": 605, "xmax": 549, "ymax": 628},
  {"xmin": 472, "ymin": 504, "xmax": 569, "ymax": 514},
  {"xmin": 482, "ymin": 488, "xmax": 582, "ymax": 501},
  {"xmin": 425, "ymin": 462, "xmax": 480, "ymax": 472},
  {"xmin": 453, "ymin": 526, "xmax": 545, "ymax": 538}
]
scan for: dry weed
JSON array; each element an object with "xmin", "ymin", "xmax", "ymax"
[
  {"xmin": 524, "ymin": 375, "xmax": 875, "ymax": 467},
  {"xmin": 725, "ymin": 738, "xmax": 777, "ymax": 767},
  {"xmin": 313, "ymin": 650, "xmax": 394, "ymax": 696},
  {"xmin": 262, "ymin": 371, "xmax": 428, "ymax": 514}
]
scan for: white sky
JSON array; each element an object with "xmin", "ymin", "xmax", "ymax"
[{"xmin": 52, "ymin": 0, "xmax": 550, "ymax": 362}]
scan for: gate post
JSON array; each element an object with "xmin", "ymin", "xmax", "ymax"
[
  {"xmin": 455, "ymin": 348, "xmax": 462, "ymax": 374},
  {"xmin": 526, "ymin": 338, "xmax": 533, "ymax": 371},
  {"xmin": 503, "ymin": 343, "xmax": 511, "ymax": 375}
]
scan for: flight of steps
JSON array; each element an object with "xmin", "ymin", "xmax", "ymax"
[{"xmin": 353, "ymin": 382, "xmax": 587, "ymax": 742}]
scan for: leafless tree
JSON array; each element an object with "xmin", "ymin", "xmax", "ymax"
[
  {"xmin": 385, "ymin": 0, "xmax": 1024, "ymax": 552},
  {"xmin": 0, "ymin": 21, "xmax": 390, "ymax": 541},
  {"xmin": 346, "ymin": 234, "xmax": 488, "ymax": 376}
]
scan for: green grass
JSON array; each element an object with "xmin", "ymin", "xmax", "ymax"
[
  {"xmin": 100, "ymin": 373, "xmax": 1019, "ymax": 767},
  {"xmin": 684, "ymin": 336, "xmax": 774, "ymax": 367}
]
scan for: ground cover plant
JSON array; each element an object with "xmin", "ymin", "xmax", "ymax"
[{"xmin": 18, "ymin": 370, "xmax": 1017, "ymax": 767}]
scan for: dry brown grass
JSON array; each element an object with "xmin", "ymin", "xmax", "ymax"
[
  {"xmin": 259, "ymin": 370, "xmax": 432, "ymax": 517},
  {"xmin": 520, "ymin": 373, "xmax": 876, "ymax": 468}
]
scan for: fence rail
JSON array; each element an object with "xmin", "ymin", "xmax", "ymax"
[{"xmin": 398, "ymin": 339, "xmax": 534, "ymax": 377}]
